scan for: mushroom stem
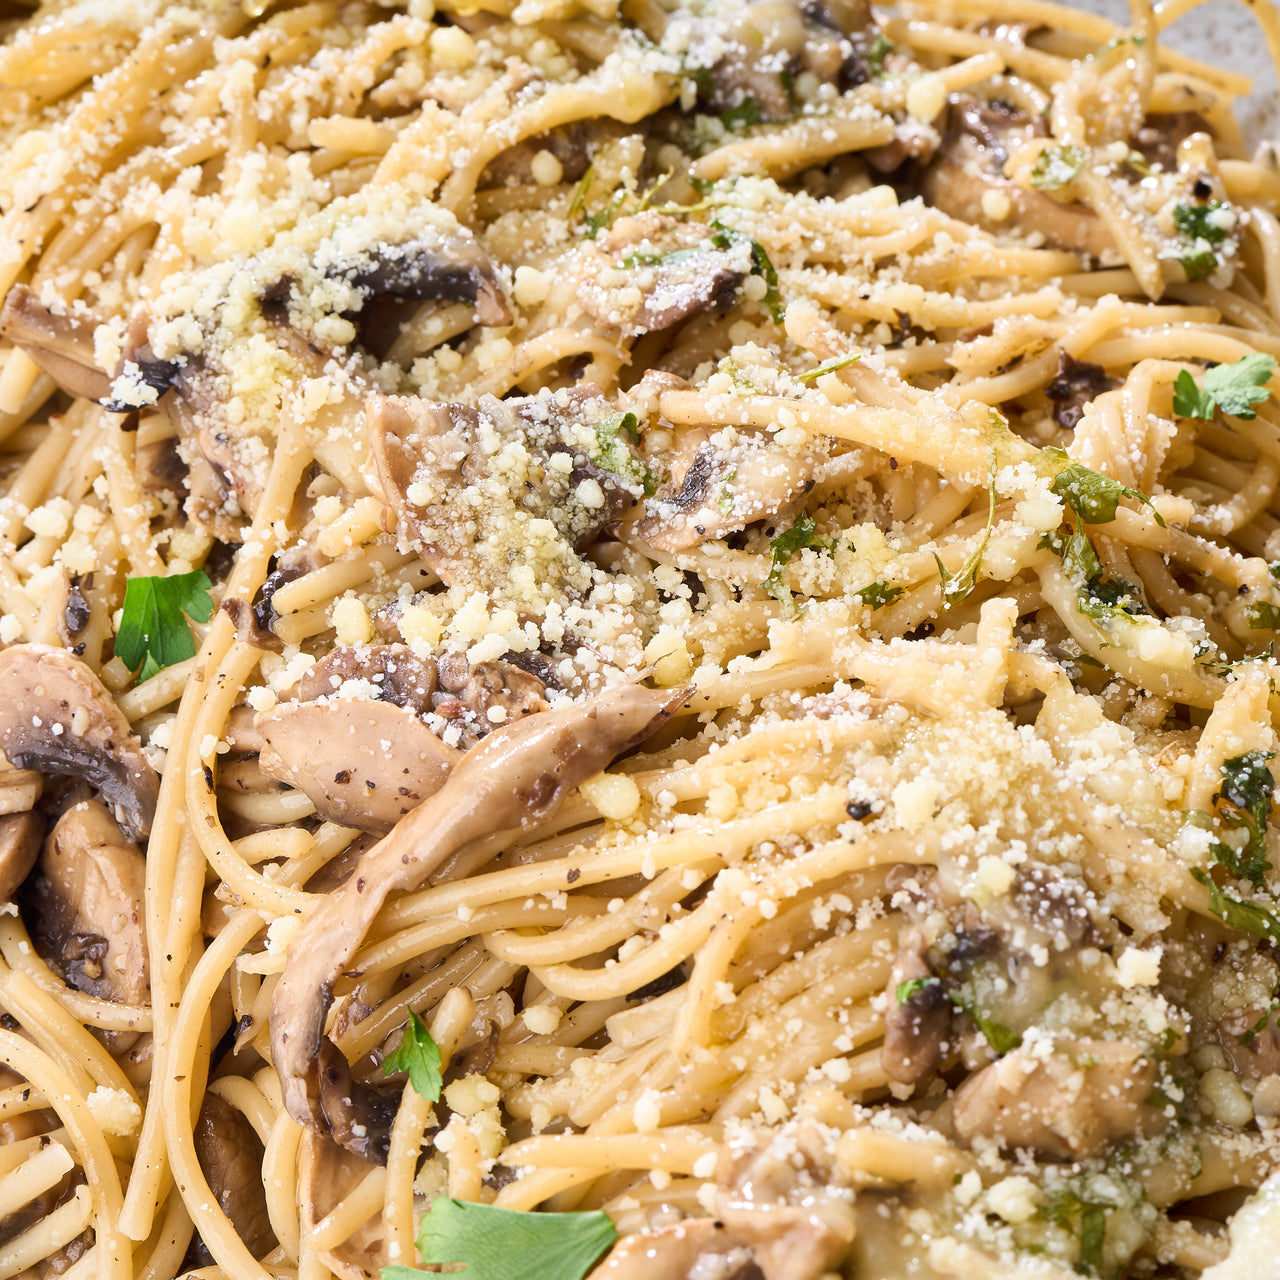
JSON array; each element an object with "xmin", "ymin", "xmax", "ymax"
[{"xmin": 271, "ymin": 680, "xmax": 690, "ymax": 1129}]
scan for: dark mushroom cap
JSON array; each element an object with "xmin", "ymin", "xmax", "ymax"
[{"xmin": 0, "ymin": 644, "xmax": 160, "ymax": 842}]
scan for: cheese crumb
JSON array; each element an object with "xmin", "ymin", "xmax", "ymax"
[
  {"xmin": 332, "ymin": 596, "xmax": 374, "ymax": 645},
  {"xmin": 87, "ymin": 1087, "xmax": 142, "ymax": 1138},
  {"xmin": 1116, "ymin": 947, "xmax": 1161, "ymax": 989},
  {"xmin": 579, "ymin": 771, "xmax": 642, "ymax": 820}
]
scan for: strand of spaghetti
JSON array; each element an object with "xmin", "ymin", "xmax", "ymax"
[
  {"xmin": 134, "ymin": 1188, "xmax": 195, "ymax": 1280},
  {"xmin": 0, "ymin": 1184, "xmax": 94, "ymax": 1278},
  {"xmin": 0, "ymin": 1028, "xmax": 128, "ymax": 1280}
]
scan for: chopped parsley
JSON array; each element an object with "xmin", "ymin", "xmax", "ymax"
[
  {"xmin": 1247, "ymin": 601, "xmax": 1280, "ymax": 630},
  {"xmin": 933, "ymin": 455, "xmax": 997, "ymax": 610},
  {"xmin": 1040, "ymin": 1184, "xmax": 1116, "ymax": 1276},
  {"xmin": 865, "ymin": 33, "xmax": 893, "ymax": 77},
  {"xmin": 1210, "ymin": 751, "xmax": 1275, "ymax": 885},
  {"xmin": 1030, "ymin": 144, "xmax": 1085, "ymax": 191},
  {"xmin": 1048, "ymin": 455, "xmax": 1165, "ymax": 526},
  {"xmin": 382, "ymin": 1010, "xmax": 443, "ymax": 1102},
  {"xmin": 797, "ymin": 351, "xmax": 860, "ymax": 382},
  {"xmin": 856, "ymin": 579, "xmax": 904, "ymax": 610},
  {"xmin": 948, "ymin": 988, "xmax": 1020, "ymax": 1055},
  {"xmin": 115, "ymin": 570, "xmax": 214, "ymax": 682},
  {"xmin": 1076, "ymin": 575, "xmax": 1148, "ymax": 624},
  {"xmin": 746, "ymin": 236, "xmax": 783, "ymax": 324},
  {"xmin": 895, "ymin": 976, "xmax": 937, "ymax": 1004},
  {"xmin": 1173, "ymin": 200, "xmax": 1230, "ymax": 245},
  {"xmin": 383, "ymin": 1198, "xmax": 617, "ymax": 1280},
  {"xmin": 594, "ymin": 411, "xmax": 656, "ymax": 496},
  {"xmin": 1173, "ymin": 352, "xmax": 1277, "ymax": 420},
  {"xmin": 762, "ymin": 512, "xmax": 833, "ymax": 606},
  {"xmin": 1191, "ymin": 867, "xmax": 1280, "ymax": 942},
  {"xmin": 718, "ymin": 96, "xmax": 760, "ymax": 131}
]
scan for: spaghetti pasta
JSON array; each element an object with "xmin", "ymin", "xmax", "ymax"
[{"xmin": 2, "ymin": 0, "xmax": 1280, "ymax": 1276}]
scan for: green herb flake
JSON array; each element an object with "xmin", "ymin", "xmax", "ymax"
[
  {"xmin": 717, "ymin": 357, "xmax": 756, "ymax": 392},
  {"xmin": 1241, "ymin": 1003, "xmax": 1279, "ymax": 1046},
  {"xmin": 856, "ymin": 579, "xmax": 904, "ymax": 610},
  {"xmin": 1191, "ymin": 867, "xmax": 1280, "ymax": 941},
  {"xmin": 382, "ymin": 1198, "xmax": 618, "ymax": 1280},
  {"xmin": 762, "ymin": 512, "xmax": 833, "ymax": 606},
  {"xmin": 748, "ymin": 238, "xmax": 783, "ymax": 324},
  {"xmin": 1030, "ymin": 144, "xmax": 1086, "ymax": 191},
  {"xmin": 1173, "ymin": 200, "xmax": 1230, "ymax": 245},
  {"xmin": 933, "ymin": 455, "xmax": 997, "ymax": 611},
  {"xmin": 1248, "ymin": 601, "xmax": 1280, "ymax": 630},
  {"xmin": 1078, "ymin": 1204, "xmax": 1107, "ymax": 1275},
  {"xmin": 382, "ymin": 1010, "xmax": 443, "ymax": 1102},
  {"xmin": 1077, "ymin": 576, "xmax": 1148, "ymax": 625},
  {"xmin": 866, "ymin": 33, "xmax": 893, "ymax": 76},
  {"xmin": 797, "ymin": 351, "xmax": 860, "ymax": 382},
  {"xmin": 1209, "ymin": 750, "xmax": 1275, "ymax": 885},
  {"xmin": 116, "ymin": 570, "xmax": 214, "ymax": 682},
  {"xmin": 593, "ymin": 411, "xmax": 655, "ymax": 496},
  {"xmin": 948, "ymin": 989, "xmax": 1020, "ymax": 1055},
  {"xmin": 895, "ymin": 976, "xmax": 936, "ymax": 1004},
  {"xmin": 1173, "ymin": 353, "xmax": 1277, "ymax": 421},
  {"xmin": 1179, "ymin": 247, "xmax": 1219, "ymax": 282},
  {"xmin": 718, "ymin": 96, "xmax": 760, "ymax": 131},
  {"xmin": 1050, "ymin": 461, "xmax": 1165, "ymax": 527}
]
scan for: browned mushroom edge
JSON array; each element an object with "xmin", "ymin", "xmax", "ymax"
[{"xmin": 270, "ymin": 680, "xmax": 691, "ymax": 1133}]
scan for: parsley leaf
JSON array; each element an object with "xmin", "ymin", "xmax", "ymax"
[
  {"xmin": 1178, "ymin": 247, "xmax": 1218, "ymax": 281},
  {"xmin": 1030, "ymin": 145, "xmax": 1085, "ymax": 191},
  {"xmin": 384, "ymin": 1198, "xmax": 618, "ymax": 1280},
  {"xmin": 797, "ymin": 351, "xmax": 860, "ymax": 382},
  {"xmin": 1173, "ymin": 353, "xmax": 1277, "ymax": 420},
  {"xmin": 865, "ymin": 33, "xmax": 893, "ymax": 76},
  {"xmin": 593, "ymin": 412, "xmax": 655, "ymax": 496},
  {"xmin": 762, "ymin": 512, "xmax": 833, "ymax": 606},
  {"xmin": 1173, "ymin": 200, "xmax": 1230, "ymax": 246},
  {"xmin": 748, "ymin": 238, "xmax": 782, "ymax": 324},
  {"xmin": 856, "ymin": 579, "xmax": 904, "ymax": 610},
  {"xmin": 116, "ymin": 571, "xmax": 214, "ymax": 682},
  {"xmin": 1248, "ymin": 601, "xmax": 1280, "ymax": 630},
  {"xmin": 1210, "ymin": 751, "xmax": 1275, "ymax": 885},
  {"xmin": 1191, "ymin": 867, "xmax": 1280, "ymax": 942},
  {"xmin": 933, "ymin": 454, "xmax": 997, "ymax": 610},
  {"xmin": 719, "ymin": 97, "xmax": 760, "ymax": 131},
  {"xmin": 895, "ymin": 976, "xmax": 937, "ymax": 1004},
  {"xmin": 1049, "ymin": 459, "xmax": 1165, "ymax": 526},
  {"xmin": 947, "ymin": 988, "xmax": 1020, "ymax": 1055},
  {"xmin": 382, "ymin": 1010, "xmax": 443, "ymax": 1102},
  {"xmin": 1241, "ymin": 1003, "xmax": 1280, "ymax": 1045},
  {"xmin": 1077, "ymin": 575, "xmax": 1148, "ymax": 624}
]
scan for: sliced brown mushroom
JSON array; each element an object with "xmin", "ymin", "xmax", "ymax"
[
  {"xmin": 435, "ymin": 653, "xmax": 548, "ymax": 728},
  {"xmin": 193, "ymin": 1092, "xmax": 278, "ymax": 1260},
  {"xmin": 0, "ymin": 644, "xmax": 159, "ymax": 842},
  {"xmin": 923, "ymin": 97, "xmax": 1113, "ymax": 258},
  {"xmin": 0, "ymin": 810, "xmax": 43, "ymax": 902},
  {"xmin": 271, "ymin": 681, "xmax": 690, "ymax": 1130},
  {"xmin": 1045, "ymin": 351, "xmax": 1117, "ymax": 430},
  {"xmin": 257, "ymin": 697, "xmax": 462, "ymax": 835},
  {"xmin": 298, "ymin": 1130, "xmax": 391, "ymax": 1279},
  {"xmin": 368, "ymin": 390, "xmax": 640, "ymax": 602},
  {"xmin": 25, "ymin": 799, "xmax": 149, "ymax": 1052},
  {"xmin": 951, "ymin": 1036, "xmax": 1159, "ymax": 1159},
  {"xmin": 0, "ymin": 285, "xmax": 110, "ymax": 401},
  {"xmin": 881, "ymin": 928, "xmax": 956, "ymax": 1086},
  {"xmin": 316, "ymin": 1039, "xmax": 401, "ymax": 1165},
  {"xmin": 293, "ymin": 644, "xmax": 437, "ymax": 710},
  {"xmin": 634, "ymin": 428, "xmax": 821, "ymax": 552},
  {"xmin": 694, "ymin": 0, "xmax": 883, "ymax": 122},
  {"xmin": 327, "ymin": 233, "xmax": 511, "ymax": 329},
  {"xmin": 590, "ymin": 1200, "xmax": 854, "ymax": 1280},
  {"xmin": 575, "ymin": 214, "xmax": 753, "ymax": 339}
]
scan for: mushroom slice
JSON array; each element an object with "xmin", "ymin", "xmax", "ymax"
[
  {"xmin": 575, "ymin": 214, "xmax": 753, "ymax": 339},
  {"xmin": 25, "ymin": 799, "xmax": 149, "ymax": 1051},
  {"xmin": 368, "ymin": 390, "xmax": 641, "ymax": 602},
  {"xmin": 316, "ymin": 1040, "xmax": 401, "ymax": 1165},
  {"xmin": 292, "ymin": 644, "xmax": 437, "ymax": 712},
  {"xmin": 880, "ymin": 927, "xmax": 956, "ymax": 1085},
  {"xmin": 0, "ymin": 285, "xmax": 110, "ymax": 402},
  {"xmin": 923, "ymin": 97, "xmax": 1112, "ymax": 258},
  {"xmin": 688, "ymin": 0, "xmax": 883, "ymax": 122},
  {"xmin": 193, "ymin": 1092, "xmax": 278, "ymax": 1260},
  {"xmin": 0, "ymin": 644, "xmax": 159, "ymax": 841},
  {"xmin": 634, "ymin": 430, "xmax": 821, "ymax": 552},
  {"xmin": 0, "ymin": 810, "xmax": 43, "ymax": 903},
  {"xmin": 951, "ymin": 1036, "xmax": 1159, "ymax": 1159},
  {"xmin": 589, "ymin": 1201, "xmax": 854, "ymax": 1280},
  {"xmin": 1045, "ymin": 351, "xmax": 1117, "ymax": 430},
  {"xmin": 327, "ymin": 233, "xmax": 511, "ymax": 328},
  {"xmin": 256, "ymin": 697, "xmax": 462, "ymax": 835},
  {"xmin": 435, "ymin": 653, "xmax": 548, "ymax": 730},
  {"xmin": 271, "ymin": 681, "xmax": 690, "ymax": 1130},
  {"xmin": 298, "ymin": 1130, "xmax": 391, "ymax": 1280}
]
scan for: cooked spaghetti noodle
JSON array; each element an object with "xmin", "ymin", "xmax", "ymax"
[{"xmin": 0, "ymin": 0, "xmax": 1279, "ymax": 1276}]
